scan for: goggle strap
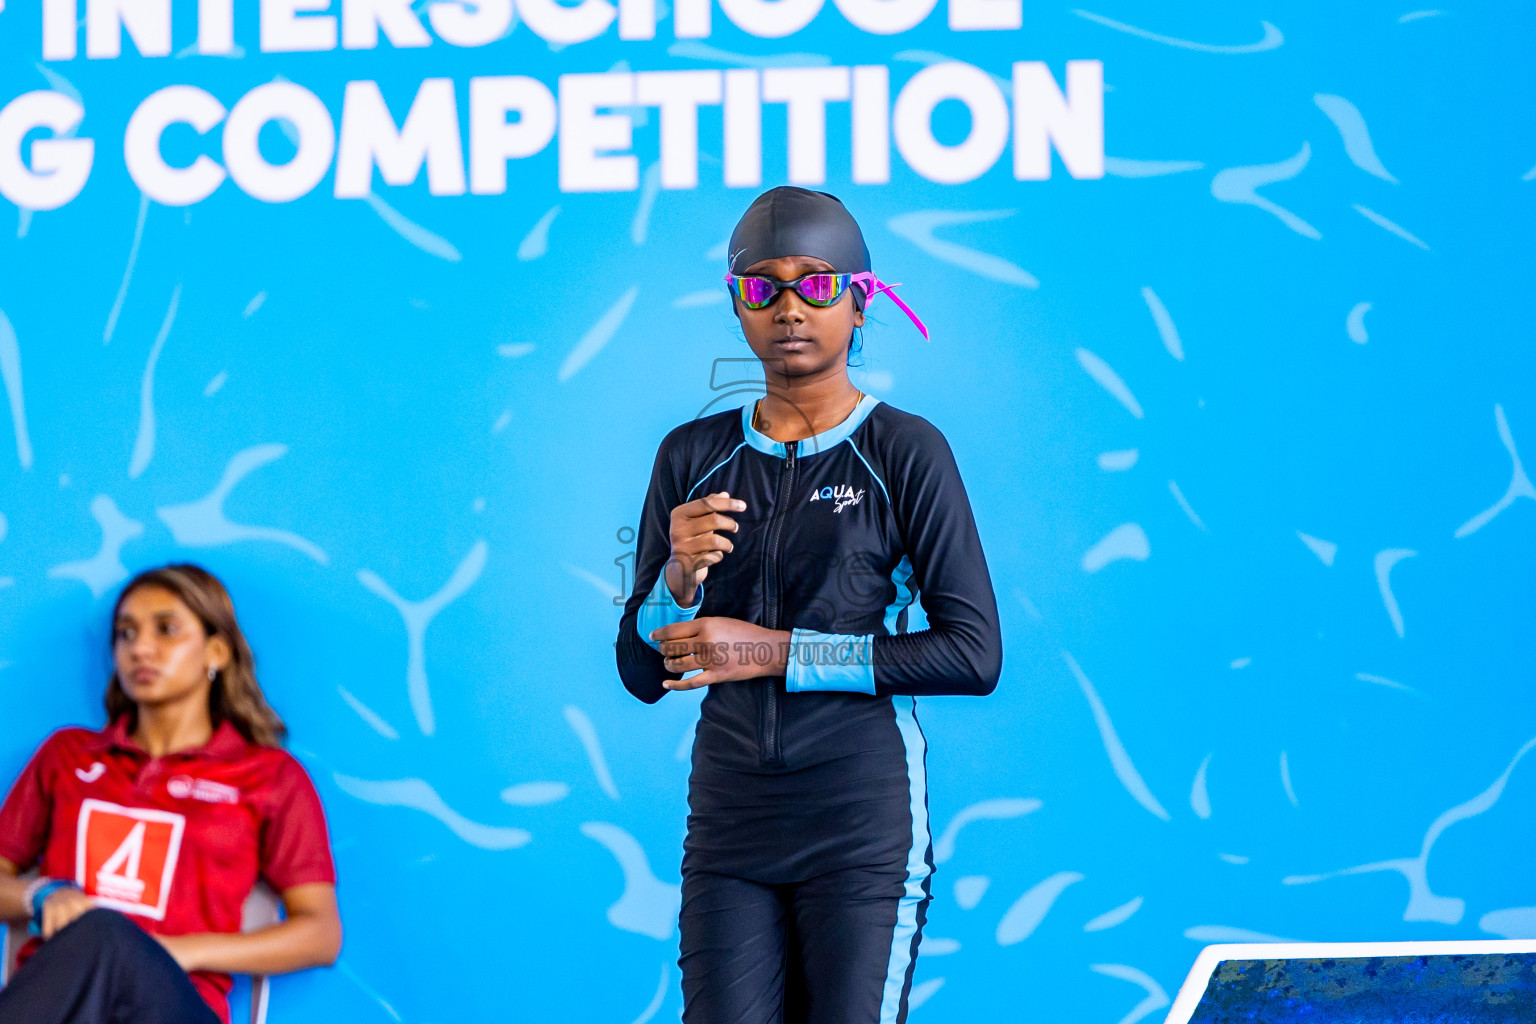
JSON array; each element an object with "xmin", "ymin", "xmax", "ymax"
[{"xmin": 853, "ymin": 273, "xmax": 930, "ymax": 341}]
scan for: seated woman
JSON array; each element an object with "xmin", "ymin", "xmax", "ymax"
[{"xmin": 0, "ymin": 564, "xmax": 341, "ymax": 1024}]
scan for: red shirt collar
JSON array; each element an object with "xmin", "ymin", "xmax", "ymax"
[{"xmin": 98, "ymin": 716, "xmax": 252, "ymax": 761}]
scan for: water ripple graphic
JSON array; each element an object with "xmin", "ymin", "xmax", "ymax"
[
  {"xmin": 0, "ymin": 309, "xmax": 33, "ymax": 469},
  {"xmin": 1089, "ymin": 963, "xmax": 1169, "ymax": 1024},
  {"xmin": 128, "ymin": 285, "xmax": 179, "ymax": 480},
  {"xmin": 1072, "ymin": 11, "xmax": 1284, "ymax": 53},
  {"xmin": 1211, "ymin": 143, "xmax": 1319, "ymax": 239},
  {"xmin": 996, "ymin": 871, "xmax": 1084, "ymax": 945},
  {"xmin": 1062, "ymin": 652, "xmax": 1170, "ymax": 821},
  {"xmin": 357, "ymin": 540, "xmax": 488, "ymax": 736},
  {"xmin": 1283, "ymin": 737, "xmax": 1536, "ymax": 924},
  {"xmin": 333, "ymin": 775, "xmax": 532, "ymax": 850},
  {"xmin": 158, "ymin": 445, "xmax": 329, "ymax": 564},
  {"xmin": 1315, "ymin": 94, "xmax": 1399, "ymax": 183},
  {"xmin": 887, "ymin": 210, "xmax": 1039, "ymax": 288}
]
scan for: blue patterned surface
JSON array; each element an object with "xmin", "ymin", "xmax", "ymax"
[
  {"xmin": 1190, "ymin": 954, "xmax": 1536, "ymax": 1023},
  {"xmin": 2, "ymin": 3, "xmax": 1535, "ymax": 1021}
]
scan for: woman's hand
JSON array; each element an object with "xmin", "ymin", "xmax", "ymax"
[
  {"xmin": 665, "ymin": 492, "xmax": 747, "ymax": 608},
  {"xmin": 41, "ymin": 886, "xmax": 96, "ymax": 940},
  {"xmin": 146, "ymin": 883, "xmax": 341, "ymax": 977},
  {"xmin": 652, "ymin": 617, "xmax": 790, "ymax": 690},
  {"xmin": 155, "ymin": 933, "xmax": 200, "ymax": 972}
]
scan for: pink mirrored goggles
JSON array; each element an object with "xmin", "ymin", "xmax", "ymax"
[{"xmin": 723, "ymin": 271, "xmax": 929, "ymax": 341}]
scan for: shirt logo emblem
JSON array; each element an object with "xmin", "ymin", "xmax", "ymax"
[
  {"xmin": 75, "ymin": 799, "xmax": 185, "ymax": 920},
  {"xmin": 166, "ymin": 774, "xmax": 241, "ymax": 804},
  {"xmin": 808, "ymin": 484, "xmax": 865, "ymax": 513},
  {"xmin": 75, "ymin": 762, "xmax": 107, "ymax": 783}
]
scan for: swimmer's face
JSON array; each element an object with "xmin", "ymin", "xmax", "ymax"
[
  {"xmin": 734, "ymin": 255, "xmax": 865, "ymax": 379},
  {"xmin": 113, "ymin": 585, "xmax": 228, "ymax": 711}
]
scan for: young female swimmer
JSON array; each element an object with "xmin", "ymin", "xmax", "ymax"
[
  {"xmin": 616, "ymin": 186, "xmax": 1002, "ymax": 1023},
  {"xmin": 0, "ymin": 565, "xmax": 340, "ymax": 1024}
]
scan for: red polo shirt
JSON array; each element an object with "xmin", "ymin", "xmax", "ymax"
[{"xmin": 0, "ymin": 718, "xmax": 336, "ymax": 1023}]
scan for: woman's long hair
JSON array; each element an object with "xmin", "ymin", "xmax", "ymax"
[{"xmin": 105, "ymin": 564, "xmax": 287, "ymax": 747}]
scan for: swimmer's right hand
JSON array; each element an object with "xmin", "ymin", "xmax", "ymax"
[
  {"xmin": 666, "ymin": 491, "xmax": 747, "ymax": 608},
  {"xmin": 41, "ymin": 886, "xmax": 96, "ymax": 940}
]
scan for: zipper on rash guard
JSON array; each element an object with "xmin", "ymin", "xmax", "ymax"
[{"xmin": 760, "ymin": 439, "xmax": 796, "ymax": 767}]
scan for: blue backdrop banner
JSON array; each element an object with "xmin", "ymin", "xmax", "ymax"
[{"xmin": 2, "ymin": 1, "xmax": 1534, "ymax": 1020}]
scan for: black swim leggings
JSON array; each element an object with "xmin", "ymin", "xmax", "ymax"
[
  {"xmin": 679, "ymin": 867, "xmax": 928, "ymax": 1024},
  {"xmin": 0, "ymin": 909, "xmax": 220, "ymax": 1024}
]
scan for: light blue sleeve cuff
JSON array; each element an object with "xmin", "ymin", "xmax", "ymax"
[
  {"xmin": 639, "ymin": 573, "xmax": 703, "ymax": 652},
  {"xmin": 785, "ymin": 629, "xmax": 875, "ymax": 695}
]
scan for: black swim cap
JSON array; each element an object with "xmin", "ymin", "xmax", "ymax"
[{"xmin": 728, "ymin": 187, "xmax": 872, "ymax": 309}]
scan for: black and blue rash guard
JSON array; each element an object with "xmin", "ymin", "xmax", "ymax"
[
  {"xmin": 619, "ymin": 394, "xmax": 1001, "ymax": 703},
  {"xmin": 615, "ymin": 393, "xmax": 1001, "ymax": 1020}
]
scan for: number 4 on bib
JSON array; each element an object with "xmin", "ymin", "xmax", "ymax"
[{"xmin": 74, "ymin": 799, "xmax": 186, "ymax": 920}]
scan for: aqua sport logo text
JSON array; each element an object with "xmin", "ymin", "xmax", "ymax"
[{"xmin": 809, "ymin": 485, "xmax": 866, "ymax": 513}]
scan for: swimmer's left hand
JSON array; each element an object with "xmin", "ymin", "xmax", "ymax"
[
  {"xmin": 652, "ymin": 617, "xmax": 791, "ymax": 690},
  {"xmin": 155, "ymin": 933, "xmax": 202, "ymax": 972}
]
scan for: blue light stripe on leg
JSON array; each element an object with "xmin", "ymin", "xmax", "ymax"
[{"xmin": 880, "ymin": 696, "xmax": 932, "ymax": 1023}]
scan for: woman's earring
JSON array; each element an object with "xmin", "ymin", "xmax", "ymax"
[{"xmin": 207, "ymin": 665, "xmax": 218, "ymax": 681}]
